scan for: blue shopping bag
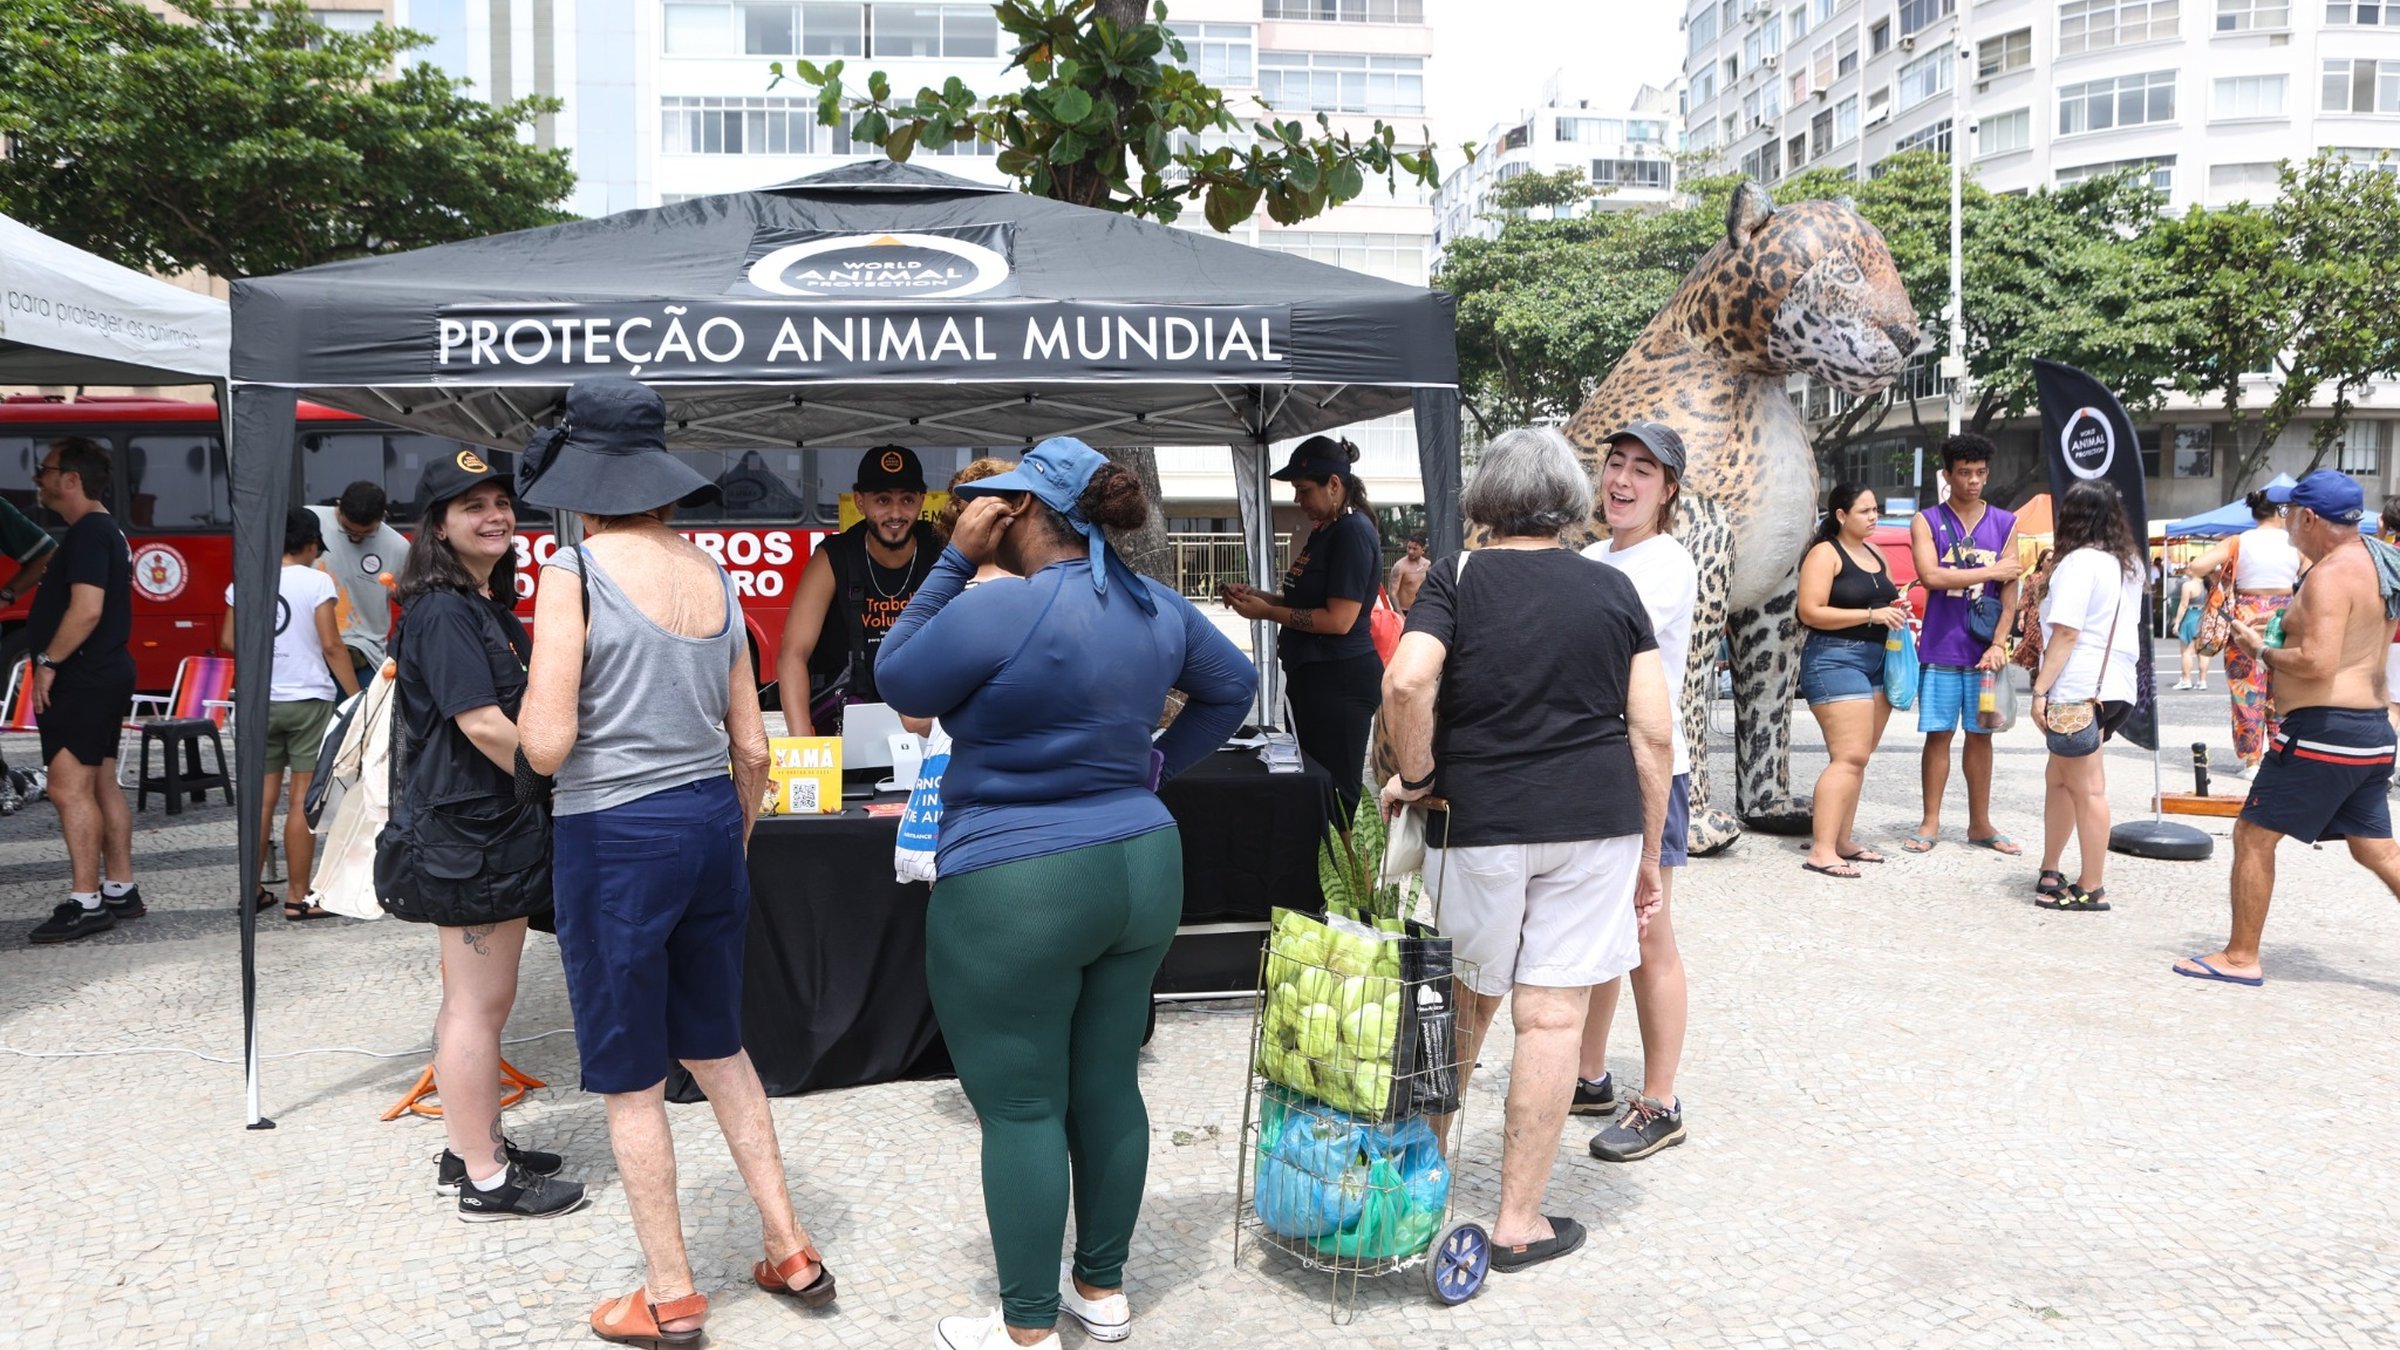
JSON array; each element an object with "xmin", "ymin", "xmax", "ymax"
[
  {"xmin": 1883, "ymin": 625, "xmax": 1919, "ymax": 711},
  {"xmin": 892, "ymin": 724, "xmax": 950, "ymax": 884}
]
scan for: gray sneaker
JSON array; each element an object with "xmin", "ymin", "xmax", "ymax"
[{"xmin": 1588, "ymin": 1094, "xmax": 1685, "ymax": 1163}]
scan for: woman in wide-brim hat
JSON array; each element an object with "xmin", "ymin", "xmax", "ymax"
[{"xmin": 516, "ymin": 378, "xmax": 836, "ymax": 1346}]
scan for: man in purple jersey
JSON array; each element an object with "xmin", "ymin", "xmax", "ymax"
[{"xmin": 1904, "ymin": 434, "xmax": 2024, "ymax": 856}]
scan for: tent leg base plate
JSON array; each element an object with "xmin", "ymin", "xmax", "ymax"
[{"xmin": 246, "ymin": 1117, "xmax": 278, "ymax": 1131}]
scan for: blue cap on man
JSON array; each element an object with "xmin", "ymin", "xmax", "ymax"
[{"xmin": 2266, "ymin": 469, "xmax": 2366, "ymax": 525}]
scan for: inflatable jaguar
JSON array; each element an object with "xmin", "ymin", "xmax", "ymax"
[{"xmin": 1563, "ymin": 183, "xmax": 1917, "ymax": 853}]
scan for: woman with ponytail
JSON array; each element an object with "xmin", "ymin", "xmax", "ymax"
[{"xmin": 1794, "ymin": 482, "xmax": 1909, "ymax": 878}]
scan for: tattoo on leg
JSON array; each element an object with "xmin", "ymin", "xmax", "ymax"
[
  {"xmin": 460, "ymin": 924, "xmax": 494, "ymax": 956},
  {"xmin": 491, "ymin": 1117, "xmax": 508, "ymax": 1170}
]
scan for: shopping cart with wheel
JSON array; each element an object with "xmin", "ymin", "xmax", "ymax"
[{"xmin": 1232, "ymin": 850, "xmax": 1488, "ymax": 1323}]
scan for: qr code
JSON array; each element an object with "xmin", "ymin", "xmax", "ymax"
[{"xmin": 787, "ymin": 778, "xmax": 820, "ymax": 814}]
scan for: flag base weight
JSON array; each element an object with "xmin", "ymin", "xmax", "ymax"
[{"xmin": 2110, "ymin": 819, "xmax": 2213, "ymax": 861}]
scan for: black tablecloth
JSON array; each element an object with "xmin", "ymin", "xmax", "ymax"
[{"xmin": 669, "ymin": 751, "xmax": 1332, "ymax": 1101}]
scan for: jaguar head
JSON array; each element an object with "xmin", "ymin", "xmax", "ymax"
[{"xmin": 1679, "ymin": 182, "xmax": 1920, "ymax": 396}]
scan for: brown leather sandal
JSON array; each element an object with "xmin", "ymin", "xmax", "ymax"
[
  {"xmin": 590, "ymin": 1288, "xmax": 708, "ymax": 1346},
  {"xmin": 754, "ymin": 1245, "xmax": 837, "ymax": 1308}
]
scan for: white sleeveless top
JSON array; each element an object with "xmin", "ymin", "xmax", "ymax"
[{"xmin": 2234, "ymin": 527, "xmax": 2300, "ymax": 591}]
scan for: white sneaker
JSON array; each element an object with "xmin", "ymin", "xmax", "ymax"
[
  {"xmin": 1059, "ymin": 1263, "xmax": 1131, "ymax": 1342},
  {"xmin": 935, "ymin": 1308, "xmax": 1059, "ymax": 1350},
  {"xmin": 2172, "ymin": 680, "xmax": 2193, "ymax": 691}
]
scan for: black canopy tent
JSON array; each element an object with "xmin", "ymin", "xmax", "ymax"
[{"xmin": 226, "ymin": 160, "xmax": 1460, "ymax": 1123}]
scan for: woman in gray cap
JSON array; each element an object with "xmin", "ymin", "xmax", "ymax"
[{"xmin": 515, "ymin": 378, "xmax": 834, "ymax": 1346}]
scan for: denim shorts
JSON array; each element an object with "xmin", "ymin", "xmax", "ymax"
[
  {"xmin": 1800, "ymin": 633, "xmax": 1886, "ymax": 706},
  {"xmin": 552, "ymin": 777, "xmax": 751, "ymax": 1095}
]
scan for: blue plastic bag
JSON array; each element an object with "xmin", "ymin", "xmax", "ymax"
[
  {"xmin": 892, "ymin": 724, "xmax": 950, "ymax": 884},
  {"xmin": 1883, "ymin": 624, "xmax": 1919, "ymax": 711},
  {"xmin": 1253, "ymin": 1092, "xmax": 1369, "ymax": 1239}
]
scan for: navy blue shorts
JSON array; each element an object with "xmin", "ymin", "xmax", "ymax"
[
  {"xmin": 1800, "ymin": 633, "xmax": 1885, "ymax": 706},
  {"xmin": 1662, "ymin": 771, "xmax": 1691, "ymax": 869},
  {"xmin": 2240, "ymin": 707, "xmax": 2396, "ymax": 844},
  {"xmin": 552, "ymin": 777, "xmax": 752, "ymax": 1094}
]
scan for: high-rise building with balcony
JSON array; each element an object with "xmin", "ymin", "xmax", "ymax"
[
  {"xmin": 1430, "ymin": 74, "xmax": 1684, "ymax": 266},
  {"xmin": 1682, "ymin": 0, "xmax": 2400, "ymax": 515}
]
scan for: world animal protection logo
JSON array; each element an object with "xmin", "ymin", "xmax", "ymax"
[
  {"xmin": 742, "ymin": 227, "xmax": 1015, "ymax": 301},
  {"xmin": 2060, "ymin": 406, "xmax": 2115, "ymax": 480}
]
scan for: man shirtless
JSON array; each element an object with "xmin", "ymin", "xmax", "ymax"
[
  {"xmin": 1388, "ymin": 535, "xmax": 1429, "ymax": 613},
  {"xmin": 2176, "ymin": 471, "xmax": 2400, "ymax": 986}
]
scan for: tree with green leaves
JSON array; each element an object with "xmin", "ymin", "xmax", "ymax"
[
  {"xmin": 0, "ymin": 0, "xmax": 574, "ymax": 279},
  {"xmin": 2157, "ymin": 152, "xmax": 2400, "ymax": 488},
  {"xmin": 772, "ymin": 0, "xmax": 1443, "ymax": 575},
  {"xmin": 1486, "ymin": 167, "xmax": 1594, "ymax": 214}
]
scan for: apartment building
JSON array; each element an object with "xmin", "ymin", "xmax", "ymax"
[
  {"xmin": 1683, "ymin": 0, "xmax": 2400, "ymax": 516},
  {"xmin": 1431, "ymin": 75, "xmax": 1685, "ymax": 264}
]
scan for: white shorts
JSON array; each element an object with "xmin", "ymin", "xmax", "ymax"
[{"xmin": 1425, "ymin": 834, "xmax": 1643, "ymax": 997}]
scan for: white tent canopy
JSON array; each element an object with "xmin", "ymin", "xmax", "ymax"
[{"xmin": 0, "ymin": 214, "xmax": 228, "ymax": 386}]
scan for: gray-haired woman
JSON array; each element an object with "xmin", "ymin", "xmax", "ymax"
[{"xmin": 1379, "ymin": 425, "xmax": 1674, "ymax": 1274}]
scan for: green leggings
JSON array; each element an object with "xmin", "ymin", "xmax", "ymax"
[{"xmin": 925, "ymin": 827, "xmax": 1183, "ymax": 1331}]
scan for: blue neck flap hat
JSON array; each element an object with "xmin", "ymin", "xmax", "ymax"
[{"xmin": 954, "ymin": 436, "xmax": 1156, "ymax": 615}]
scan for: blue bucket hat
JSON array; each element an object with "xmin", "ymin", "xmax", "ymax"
[{"xmin": 955, "ymin": 436, "xmax": 1156, "ymax": 614}]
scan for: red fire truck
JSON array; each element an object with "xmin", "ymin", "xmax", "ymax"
[{"xmin": 0, "ymin": 395, "xmax": 979, "ymax": 692}]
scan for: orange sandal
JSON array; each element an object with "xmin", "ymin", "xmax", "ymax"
[
  {"xmin": 754, "ymin": 1245, "xmax": 837, "ymax": 1308},
  {"xmin": 590, "ymin": 1288, "xmax": 708, "ymax": 1346}
]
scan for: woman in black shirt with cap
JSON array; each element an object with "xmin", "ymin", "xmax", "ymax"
[{"xmin": 1224, "ymin": 436, "xmax": 1385, "ymax": 814}]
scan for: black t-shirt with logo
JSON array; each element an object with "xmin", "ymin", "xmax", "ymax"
[
  {"xmin": 821, "ymin": 520, "xmax": 942, "ymax": 702},
  {"xmin": 1402, "ymin": 548, "xmax": 1659, "ymax": 848},
  {"xmin": 393, "ymin": 589, "xmax": 530, "ymax": 812},
  {"xmin": 1276, "ymin": 509, "xmax": 1382, "ymax": 666},
  {"xmin": 26, "ymin": 512, "xmax": 132, "ymax": 671}
]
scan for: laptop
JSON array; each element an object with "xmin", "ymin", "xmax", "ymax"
[{"xmin": 841, "ymin": 702, "xmax": 904, "ymax": 770}]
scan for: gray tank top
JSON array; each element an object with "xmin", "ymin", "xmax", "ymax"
[{"xmin": 550, "ymin": 545, "xmax": 739, "ymax": 816}]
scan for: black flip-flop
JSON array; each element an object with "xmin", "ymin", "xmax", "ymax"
[
  {"xmin": 284, "ymin": 897, "xmax": 335, "ymax": 922},
  {"xmin": 1801, "ymin": 861, "xmax": 1860, "ymax": 879},
  {"xmin": 1839, "ymin": 849, "xmax": 1886, "ymax": 865},
  {"xmin": 1489, "ymin": 1216, "xmax": 1585, "ymax": 1273}
]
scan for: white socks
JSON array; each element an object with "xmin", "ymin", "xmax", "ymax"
[
  {"xmin": 71, "ymin": 891, "xmax": 101, "ymax": 912},
  {"xmin": 469, "ymin": 1166, "xmax": 510, "ymax": 1192},
  {"xmin": 102, "ymin": 880, "xmax": 134, "ymax": 898}
]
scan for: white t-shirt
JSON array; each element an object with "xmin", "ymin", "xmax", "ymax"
[
  {"xmin": 1584, "ymin": 533, "xmax": 1698, "ymax": 776},
  {"xmin": 225, "ymin": 564, "xmax": 342, "ymax": 703},
  {"xmin": 2040, "ymin": 548, "xmax": 2142, "ymax": 704},
  {"xmin": 306, "ymin": 506, "xmax": 410, "ymax": 662}
]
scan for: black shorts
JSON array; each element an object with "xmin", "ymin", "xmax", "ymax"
[
  {"xmin": 37, "ymin": 651, "xmax": 135, "ymax": 768},
  {"xmin": 2240, "ymin": 706, "xmax": 2396, "ymax": 843}
]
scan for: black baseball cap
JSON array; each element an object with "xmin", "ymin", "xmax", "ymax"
[
  {"xmin": 1270, "ymin": 435, "xmax": 1354, "ymax": 483},
  {"xmin": 418, "ymin": 445, "xmax": 512, "ymax": 517},
  {"xmin": 855, "ymin": 445, "xmax": 928, "ymax": 494}
]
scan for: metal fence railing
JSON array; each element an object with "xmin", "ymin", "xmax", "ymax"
[{"xmin": 1170, "ymin": 533, "xmax": 1255, "ymax": 600}]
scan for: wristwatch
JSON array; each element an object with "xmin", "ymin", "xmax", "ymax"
[{"xmin": 32, "ymin": 652, "xmax": 56, "ymax": 670}]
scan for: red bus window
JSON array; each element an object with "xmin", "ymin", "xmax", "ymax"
[
  {"xmin": 0, "ymin": 436, "xmax": 64, "ymax": 528},
  {"xmin": 124, "ymin": 434, "xmax": 231, "ymax": 531}
]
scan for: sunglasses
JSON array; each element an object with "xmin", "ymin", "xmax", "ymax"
[{"xmin": 32, "ymin": 463, "xmax": 62, "ymax": 479}]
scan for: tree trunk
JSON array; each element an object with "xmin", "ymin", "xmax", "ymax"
[{"xmin": 1101, "ymin": 445, "xmax": 1177, "ymax": 588}]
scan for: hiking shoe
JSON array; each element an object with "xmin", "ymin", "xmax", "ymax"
[
  {"xmin": 1569, "ymin": 1072, "xmax": 1616, "ymax": 1117},
  {"xmin": 103, "ymin": 887, "xmax": 145, "ymax": 922},
  {"xmin": 29, "ymin": 901, "xmax": 113, "ymax": 945},
  {"xmin": 456, "ymin": 1160, "xmax": 588, "ymax": 1222},
  {"xmin": 1589, "ymin": 1094, "xmax": 1686, "ymax": 1163},
  {"xmin": 435, "ymin": 1139, "xmax": 565, "ymax": 1196}
]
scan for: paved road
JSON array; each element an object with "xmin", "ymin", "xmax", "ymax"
[{"xmin": 4, "ymin": 683, "xmax": 2398, "ymax": 1347}]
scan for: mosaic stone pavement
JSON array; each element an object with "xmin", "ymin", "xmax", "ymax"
[{"xmin": 3, "ymin": 684, "xmax": 2398, "ymax": 1348}]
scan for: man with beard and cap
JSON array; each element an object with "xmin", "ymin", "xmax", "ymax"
[{"xmin": 777, "ymin": 445, "xmax": 942, "ymax": 734}]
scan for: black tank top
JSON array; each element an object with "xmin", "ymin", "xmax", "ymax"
[
  {"xmin": 823, "ymin": 520, "xmax": 941, "ymax": 702},
  {"xmin": 1817, "ymin": 539, "xmax": 1898, "ymax": 644}
]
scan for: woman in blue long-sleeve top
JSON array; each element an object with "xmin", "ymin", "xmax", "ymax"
[{"xmin": 877, "ymin": 436, "xmax": 1256, "ymax": 1350}]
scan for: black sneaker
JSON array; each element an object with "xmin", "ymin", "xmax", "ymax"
[
  {"xmin": 1588, "ymin": 1094, "xmax": 1686, "ymax": 1163},
  {"xmin": 29, "ymin": 901, "xmax": 114, "ymax": 945},
  {"xmin": 102, "ymin": 887, "xmax": 145, "ymax": 921},
  {"xmin": 435, "ymin": 1140, "xmax": 565, "ymax": 1196},
  {"xmin": 454, "ymin": 1160, "xmax": 589, "ymax": 1222},
  {"xmin": 1569, "ymin": 1072, "xmax": 1616, "ymax": 1117}
]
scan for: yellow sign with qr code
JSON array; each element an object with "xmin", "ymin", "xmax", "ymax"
[{"xmin": 765, "ymin": 736, "xmax": 842, "ymax": 815}]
